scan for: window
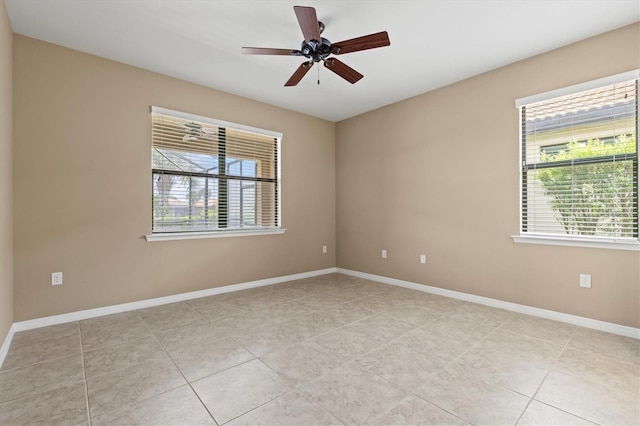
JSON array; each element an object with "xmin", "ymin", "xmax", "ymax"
[
  {"xmin": 149, "ymin": 107, "xmax": 281, "ymax": 238},
  {"xmin": 515, "ymin": 71, "xmax": 639, "ymax": 250}
]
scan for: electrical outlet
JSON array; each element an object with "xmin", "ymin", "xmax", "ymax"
[
  {"xmin": 381, "ymin": 249, "xmax": 387, "ymax": 259},
  {"xmin": 51, "ymin": 272, "xmax": 63, "ymax": 286},
  {"xmin": 579, "ymin": 274, "xmax": 591, "ymax": 288},
  {"xmin": 420, "ymin": 254, "xmax": 426, "ymax": 264},
  {"xmin": 322, "ymin": 245, "xmax": 327, "ymax": 254}
]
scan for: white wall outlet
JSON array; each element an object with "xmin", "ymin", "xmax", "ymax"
[
  {"xmin": 420, "ymin": 254, "xmax": 426, "ymax": 264},
  {"xmin": 579, "ymin": 273, "xmax": 591, "ymax": 288},
  {"xmin": 322, "ymin": 245, "xmax": 327, "ymax": 254},
  {"xmin": 51, "ymin": 272, "xmax": 63, "ymax": 286},
  {"xmin": 381, "ymin": 249, "xmax": 387, "ymax": 259}
]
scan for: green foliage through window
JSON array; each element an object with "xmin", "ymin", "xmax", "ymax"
[
  {"xmin": 536, "ymin": 135, "xmax": 636, "ymax": 236},
  {"xmin": 520, "ymin": 76, "xmax": 638, "ymax": 240}
]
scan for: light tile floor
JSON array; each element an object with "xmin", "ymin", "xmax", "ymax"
[{"xmin": 0, "ymin": 273, "xmax": 638, "ymax": 425}]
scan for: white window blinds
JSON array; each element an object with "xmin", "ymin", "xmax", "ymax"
[
  {"xmin": 519, "ymin": 75, "xmax": 638, "ymax": 240},
  {"xmin": 151, "ymin": 107, "xmax": 281, "ymax": 233}
]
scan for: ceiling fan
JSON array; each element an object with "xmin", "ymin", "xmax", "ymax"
[
  {"xmin": 241, "ymin": 5, "xmax": 390, "ymax": 86},
  {"xmin": 181, "ymin": 122, "xmax": 214, "ymax": 141}
]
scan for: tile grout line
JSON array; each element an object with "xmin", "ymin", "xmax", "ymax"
[
  {"xmin": 459, "ymin": 316, "xmax": 581, "ymax": 425},
  {"xmin": 83, "ymin": 318, "xmax": 160, "ymax": 422},
  {"xmin": 224, "ymin": 286, "xmax": 414, "ymax": 363},
  {"xmin": 216, "ymin": 383, "xmax": 298, "ymax": 426},
  {"xmin": 82, "ymin": 334, "xmax": 164, "ymax": 378},
  {"xmin": 252, "ymin": 297, "xmax": 460, "ymax": 391},
  {"xmin": 246, "ymin": 307, "xmax": 463, "ymax": 422},
  {"xmin": 563, "ymin": 328, "xmax": 640, "ymax": 367},
  {"xmin": 433, "ymin": 312, "xmax": 504, "ymax": 367},
  {"xmin": 5, "ymin": 275, "xmax": 635, "ymax": 424},
  {"xmin": 0, "ymin": 350, "xmax": 82, "ymax": 375},
  {"xmin": 294, "ymin": 313, "xmax": 464, "ymax": 423},
  {"xmin": 407, "ymin": 393, "xmax": 472, "ymax": 425},
  {"xmin": 0, "ymin": 324, "xmax": 83, "ymax": 373},
  {"xmin": 214, "ymin": 288, "xmax": 423, "ymax": 423},
  {"xmin": 414, "ymin": 309, "xmax": 575, "ymax": 422},
  {"xmin": 146, "ymin": 319, "xmax": 222, "ymax": 426},
  {"xmin": 512, "ymin": 327, "xmax": 579, "ymax": 426},
  {"xmin": 78, "ymin": 321, "xmax": 92, "ymax": 426},
  {"xmin": 400, "ymin": 316, "xmax": 509, "ymax": 426},
  {"xmin": 85, "ymin": 290, "xmax": 449, "ymax": 425},
  {"xmin": 0, "ymin": 328, "xmax": 83, "ymax": 407},
  {"xmin": 84, "ymin": 313, "xmax": 208, "ymax": 424},
  {"xmin": 531, "ymin": 328, "xmax": 621, "ymax": 425}
]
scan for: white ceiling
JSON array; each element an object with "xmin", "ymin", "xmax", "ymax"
[{"xmin": 5, "ymin": 0, "xmax": 639, "ymax": 122}]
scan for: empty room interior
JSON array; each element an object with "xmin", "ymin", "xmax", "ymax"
[{"xmin": 0, "ymin": 1, "xmax": 639, "ymax": 425}]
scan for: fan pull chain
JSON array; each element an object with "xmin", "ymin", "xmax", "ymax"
[{"xmin": 318, "ymin": 63, "xmax": 320, "ymax": 85}]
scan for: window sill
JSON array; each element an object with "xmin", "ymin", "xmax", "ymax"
[
  {"xmin": 145, "ymin": 228, "xmax": 286, "ymax": 242},
  {"xmin": 512, "ymin": 234, "xmax": 640, "ymax": 251}
]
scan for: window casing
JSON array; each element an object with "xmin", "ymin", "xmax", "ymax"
[
  {"xmin": 150, "ymin": 107, "xmax": 281, "ymax": 236},
  {"xmin": 516, "ymin": 72, "xmax": 639, "ymax": 249}
]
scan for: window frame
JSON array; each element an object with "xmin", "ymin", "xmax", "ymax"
[
  {"xmin": 146, "ymin": 107, "xmax": 284, "ymax": 242},
  {"xmin": 513, "ymin": 70, "xmax": 640, "ymax": 251}
]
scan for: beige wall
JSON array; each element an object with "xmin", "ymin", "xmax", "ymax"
[
  {"xmin": 0, "ymin": 0, "xmax": 13, "ymax": 343},
  {"xmin": 336, "ymin": 23, "xmax": 640, "ymax": 328},
  {"xmin": 13, "ymin": 35, "xmax": 336, "ymax": 321},
  {"xmin": 9, "ymin": 23, "xmax": 640, "ymax": 329}
]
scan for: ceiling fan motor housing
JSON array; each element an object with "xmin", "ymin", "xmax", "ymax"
[{"xmin": 300, "ymin": 37, "xmax": 332, "ymax": 62}]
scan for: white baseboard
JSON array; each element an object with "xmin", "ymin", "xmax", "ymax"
[
  {"xmin": 0, "ymin": 323, "xmax": 16, "ymax": 369},
  {"xmin": 10, "ymin": 267, "xmax": 337, "ymax": 334},
  {"xmin": 0, "ymin": 267, "xmax": 336, "ymax": 368},
  {"xmin": 337, "ymin": 268, "xmax": 640, "ymax": 340},
  {"xmin": 2, "ymin": 265, "xmax": 637, "ymax": 369}
]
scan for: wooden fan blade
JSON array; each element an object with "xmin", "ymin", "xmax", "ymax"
[
  {"xmin": 294, "ymin": 6, "xmax": 322, "ymax": 43},
  {"xmin": 242, "ymin": 47, "xmax": 301, "ymax": 56},
  {"xmin": 331, "ymin": 31, "xmax": 390, "ymax": 55},
  {"xmin": 323, "ymin": 58, "xmax": 363, "ymax": 84},
  {"xmin": 285, "ymin": 61, "xmax": 314, "ymax": 86}
]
